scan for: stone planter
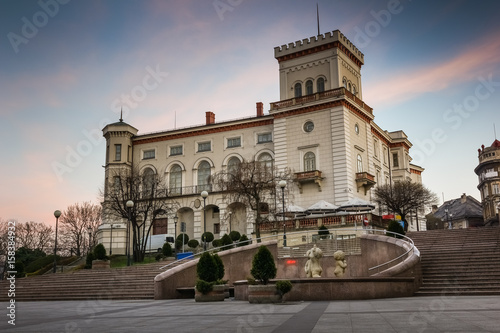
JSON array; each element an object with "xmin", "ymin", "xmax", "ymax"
[
  {"xmin": 195, "ymin": 284, "xmax": 225, "ymax": 302},
  {"xmin": 91, "ymin": 260, "xmax": 110, "ymax": 270},
  {"xmin": 223, "ymin": 284, "xmax": 230, "ymax": 298},
  {"xmin": 248, "ymin": 284, "xmax": 281, "ymax": 304}
]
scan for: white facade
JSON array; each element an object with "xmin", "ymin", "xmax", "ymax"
[{"xmin": 98, "ymin": 30, "xmax": 424, "ymax": 253}]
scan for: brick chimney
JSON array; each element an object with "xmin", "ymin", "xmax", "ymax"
[
  {"xmin": 206, "ymin": 111, "xmax": 215, "ymax": 125},
  {"xmin": 256, "ymin": 102, "xmax": 264, "ymax": 117}
]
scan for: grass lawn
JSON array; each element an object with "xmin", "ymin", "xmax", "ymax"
[{"xmin": 110, "ymin": 254, "xmax": 160, "ymax": 268}]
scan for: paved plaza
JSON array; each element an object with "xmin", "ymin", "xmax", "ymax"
[{"xmin": 2, "ymin": 296, "xmax": 500, "ymax": 332}]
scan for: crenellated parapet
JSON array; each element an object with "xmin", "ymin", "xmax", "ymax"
[{"xmin": 274, "ymin": 30, "xmax": 364, "ymax": 66}]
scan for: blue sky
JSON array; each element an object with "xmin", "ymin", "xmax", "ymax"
[{"xmin": 1, "ymin": 0, "xmax": 499, "ymax": 226}]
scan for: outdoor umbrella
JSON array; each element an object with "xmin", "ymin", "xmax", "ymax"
[
  {"xmin": 338, "ymin": 198, "xmax": 375, "ymax": 228},
  {"xmin": 306, "ymin": 200, "xmax": 339, "ymax": 214}
]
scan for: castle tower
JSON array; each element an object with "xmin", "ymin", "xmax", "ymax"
[
  {"xmin": 99, "ymin": 116, "xmax": 138, "ymax": 255},
  {"xmin": 475, "ymin": 140, "xmax": 500, "ymax": 226},
  {"xmin": 271, "ymin": 30, "xmax": 375, "ymax": 207}
]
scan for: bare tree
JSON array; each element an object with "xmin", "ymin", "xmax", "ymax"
[
  {"xmin": 211, "ymin": 158, "xmax": 293, "ymax": 241},
  {"xmin": 15, "ymin": 221, "xmax": 53, "ymax": 253},
  {"xmin": 373, "ymin": 180, "xmax": 438, "ymax": 231},
  {"xmin": 102, "ymin": 166, "xmax": 176, "ymax": 262},
  {"xmin": 59, "ymin": 202, "xmax": 101, "ymax": 256}
]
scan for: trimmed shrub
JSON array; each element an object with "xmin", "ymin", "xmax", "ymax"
[
  {"xmin": 93, "ymin": 243, "xmax": 107, "ymax": 260},
  {"xmin": 250, "ymin": 245, "xmax": 277, "ymax": 285},
  {"xmin": 176, "ymin": 233, "xmax": 189, "ymax": 251},
  {"xmin": 188, "ymin": 239, "xmax": 199, "ymax": 249},
  {"xmin": 176, "ymin": 233, "xmax": 189, "ymax": 244},
  {"xmin": 387, "ymin": 220, "xmax": 405, "ymax": 239},
  {"xmin": 155, "ymin": 253, "xmax": 164, "ymax": 261},
  {"xmin": 202, "ymin": 231, "xmax": 214, "ymax": 243},
  {"xmin": 318, "ymin": 225, "xmax": 330, "ymax": 239},
  {"xmin": 162, "ymin": 242, "xmax": 173, "ymax": 257},
  {"xmin": 85, "ymin": 252, "xmax": 95, "ymax": 269},
  {"xmin": 237, "ymin": 234, "xmax": 250, "ymax": 247},
  {"xmin": 229, "ymin": 230, "xmax": 241, "ymax": 242},
  {"xmin": 212, "ymin": 239, "xmax": 222, "ymax": 248},
  {"xmin": 195, "ymin": 279, "xmax": 214, "ymax": 294},
  {"xmin": 197, "ymin": 252, "xmax": 218, "ymax": 283},
  {"xmin": 220, "ymin": 234, "xmax": 233, "ymax": 248},
  {"xmin": 276, "ymin": 280, "xmax": 293, "ymax": 296},
  {"xmin": 212, "ymin": 253, "xmax": 225, "ymax": 280}
]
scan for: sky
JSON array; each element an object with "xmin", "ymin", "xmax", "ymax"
[{"xmin": 1, "ymin": 0, "xmax": 499, "ymax": 227}]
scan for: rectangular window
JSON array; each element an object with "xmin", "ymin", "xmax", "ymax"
[
  {"xmin": 114, "ymin": 144, "xmax": 122, "ymax": 161},
  {"xmin": 227, "ymin": 137, "xmax": 241, "ymax": 148},
  {"xmin": 383, "ymin": 147, "xmax": 387, "ymax": 163},
  {"xmin": 493, "ymin": 183, "xmax": 500, "ymax": 195},
  {"xmin": 143, "ymin": 149, "xmax": 155, "ymax": 160},
  {"xmin": 213, "ymin": 223, "xmax": 220, "ymax": 234},
  {"xmin": 392, "ymin": 153, "xmax": 399, "ymax": 168},
  {"xmin": 373, "ymin": 140, "xmax": 378, "ymax": 157},
  {"xmin": 258, "ymin": 133, "xmax": 272, "ymax": 143},
  {"xmin": 198, "ymin": 141, "xmax": 211, "ymax": 152},
  {"xmin": 128, "ymin": 145, "xmax": 132, "ymax": 162},
  {"xmin": 170, "ymin": 145, "xmax": 183, "ymax": 156}
]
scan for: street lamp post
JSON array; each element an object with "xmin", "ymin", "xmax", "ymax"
[
  {"xmin": 126, "ymin": 200, "xmax": 134, "ymax": 266},
  {"xmin": 87, "ymin": 225, "xmax": 92, "ymax": 255},
  {"xmin": 173, "ymin": 215, "xmax": 178, "ymax": 253},
  {"xmin": 109, "ymin": 224, "xmax": 115, "ymax": 255},
  {"xmin": 53, "ymin": 210, "xmax": 61, "ymax": 273},
  {"xmin": 279, "ymin": 180, "xmax": 287, "ymax": 247},
  {"xmin": 201, "ymin": 191, "xmax": 208, "ymax": 251}
]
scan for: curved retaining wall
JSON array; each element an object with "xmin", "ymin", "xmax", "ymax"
[
  {"xmin": 154, "ymin": 240, "xmax": 277, "ymax": 300},
  {"xmin": 155, "ymin": 234, "xmax": 422, "ymax": 300}
]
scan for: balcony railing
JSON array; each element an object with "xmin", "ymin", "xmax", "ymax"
[
  {"xmin": 294, "ymin": 170, "xmax": 323, "ymax": 193},
  {"xmin": 355, "ymin": 172, "xmax": 376, "ymax": 194},
  {"xmin": 270, "ymin": 87, "xmax": 373, "ymax": 114}
]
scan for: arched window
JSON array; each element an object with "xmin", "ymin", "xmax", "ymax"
[
  {"xmin": 258, "ymin": 153, "xmax": 273, "ymax": 170},
  {"xmin": 294, "ymin": 82, "xmax": 302, "ymax": 97},
  {"xmin": 227, "ymin": 157, "xmax": 241, "ymax": 175},
  {"xmin": 342, "ymin": 77, "xmax": 347, "ymax": 89},
  {"xmin": 142, "ymin": 167, "xmax": 155, "ymax": 197},
  {"xmin": 169, "ymin": 164, "xmax": 182, "ymax": 195},
  {"xmin": 304, "ymin": 152, "xmax": 316, "ymax": 171},
  {"xmin": 348, "ymin": 82, "xmax": 352, "ymax": 92},
  {"xmin": 352, "ymin": 84, "xmax": 357, "ymax": 95},
  {"xmin": 305, "ymin": 80, "xmax": 313, "ymax": 95},
  {"xmin": 197, "ymin": 161, "xmax": 211, "ymax": 192},
  {"xmin": 317, "ymin": 77, "xmax": 325, "ymax": 92},
  {"xmin": 357, "ymin": 155, "xmax": 363, "ymax": 173}
]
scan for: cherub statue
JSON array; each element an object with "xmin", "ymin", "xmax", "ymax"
[
  {"xmin": 304, "ymin": 244, "xmax": 323, "ymax": 277},
  {"xmin": 333, "ymin": 250, "xmax": 347, "ymax": 277}
]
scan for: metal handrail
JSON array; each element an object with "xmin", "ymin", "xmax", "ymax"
[
  {"xmin": 367, "ymin": 230, "xmax": 418, "ymax": 273},
  {"xmin": 157, "ymin": 227, "xmax": 417, "ymax": 274}
]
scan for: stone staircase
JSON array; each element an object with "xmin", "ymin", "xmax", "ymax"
[
  {"xmin": 407, "ymin": 227, "xmax": 500, "ymax": 296},
  {"xmin": 0, "ymin": 259, "xmax": 182, "ymax": 301}
]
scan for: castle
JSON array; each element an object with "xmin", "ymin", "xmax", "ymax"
[{"xmin": 97, "ymin": 30, "xmax": 424, "ymax": 254}]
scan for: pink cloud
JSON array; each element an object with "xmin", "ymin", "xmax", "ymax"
[{"xmin": 364, "ymin": 31, "xmax": 500, "ymax": 108}]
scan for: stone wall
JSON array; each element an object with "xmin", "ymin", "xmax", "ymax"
[{"xmin": 154, "ymin": 240, "xmax": 278, "ymax": 299}]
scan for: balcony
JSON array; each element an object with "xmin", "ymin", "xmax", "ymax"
[
  {"xmin": 294, "ymin": 170, "xmax": 323, "ymax": 193},
  {"xmin": 355, "ymin": 172, "xmax": 376, "ymax": 194}
]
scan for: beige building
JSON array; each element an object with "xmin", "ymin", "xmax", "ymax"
[
  {"xmin": 98, "ymin": 30, "xmax": 425, "ymax": 254},
  {"xmin": 475, "ymin": 139, "xmax": 500, "ymax": 226}
]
